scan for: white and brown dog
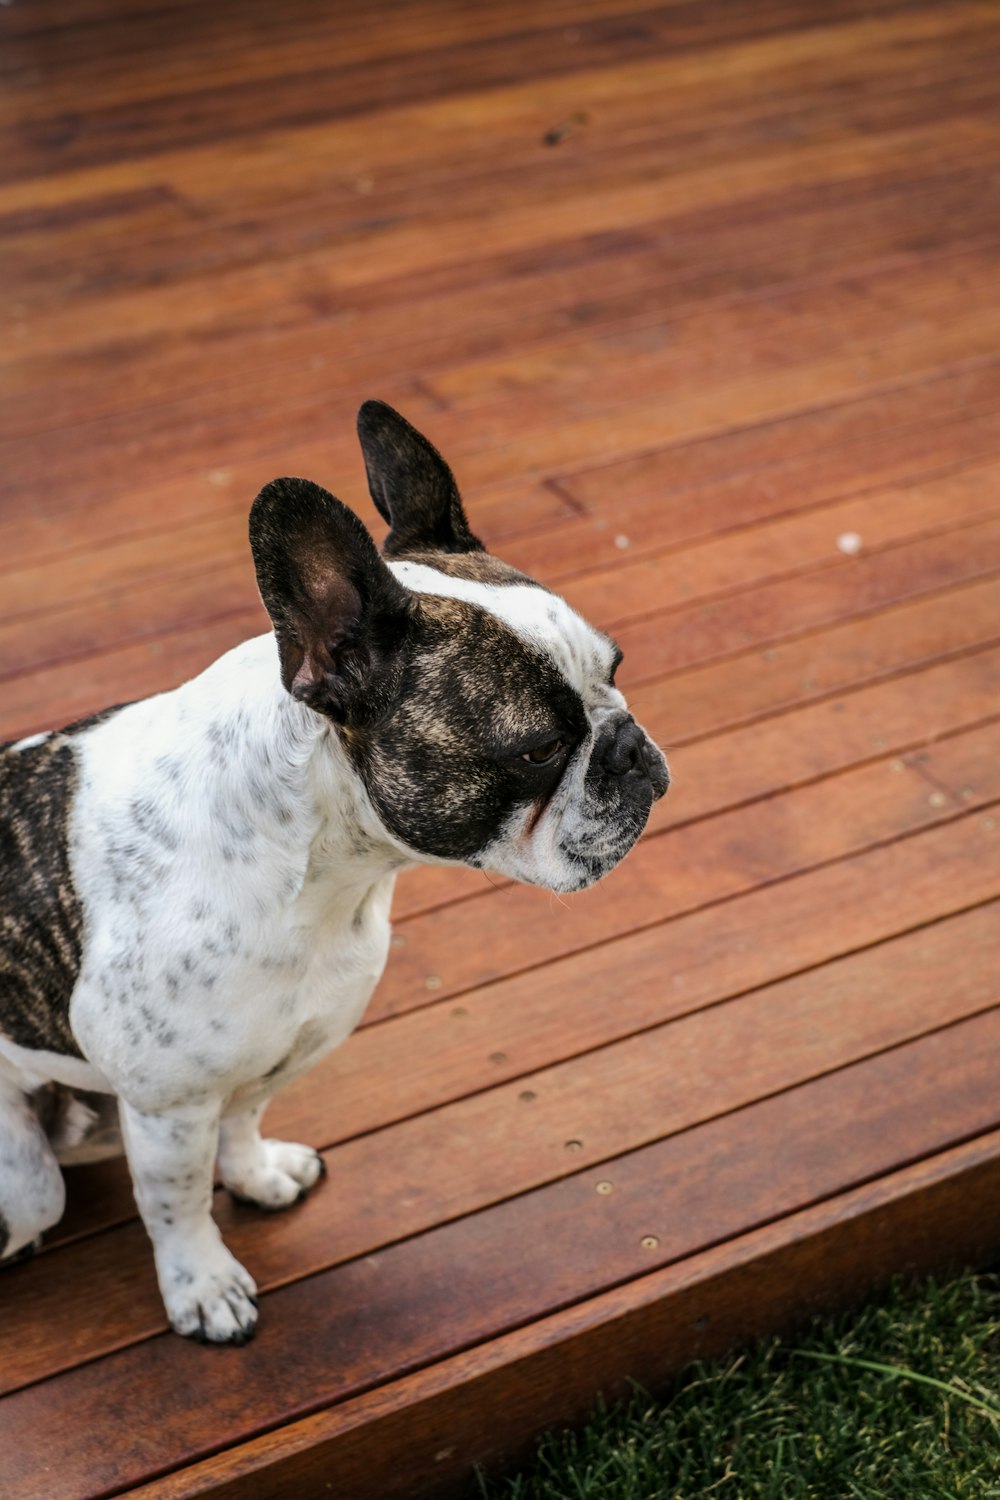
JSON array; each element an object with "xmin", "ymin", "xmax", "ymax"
[{"xmin": 0, "ymin": 401, "xmax": 668, "ymax": 1343}]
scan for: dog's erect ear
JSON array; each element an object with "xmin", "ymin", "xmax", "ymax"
[
  {"xmin": 357, "ymin": 399, "xmax": 484, "ymax": 557},
  {"xmin": 249, "ymin": 477, "xmax": 413, "ymax": 724}
]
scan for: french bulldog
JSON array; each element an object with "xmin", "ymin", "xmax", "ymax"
[{"xmin": 0, "ymin": 401, "xmax": 669, "ymax": 1343}]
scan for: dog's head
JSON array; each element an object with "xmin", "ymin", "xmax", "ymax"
[{"xmin": 249, "ymin": 401, "xmax": 668, "ymax": 893}]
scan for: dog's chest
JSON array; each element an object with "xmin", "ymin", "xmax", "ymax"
[
  {"xmin": 70, "ymin": 859, "xmax": 395, "ymax": 1106},
  {"xmin": 218, "ymin": 883, "xmax": 393, "ymax": 1095},
  {"xmin": 64, "ymin": 670, "xmax": 399, "ymax": 1105}
]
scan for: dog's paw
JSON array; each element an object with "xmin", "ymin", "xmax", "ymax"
[
  {"xmin": 0, "ymin": 1235, "xmax": 42, "ymax": 1269},
  {"xmin": 224, "ymin": 1139, "xmax": 326, "ymax": 1212},
  {"xmin": 161, "ymin": 1245, "xmax": 259, "ymax": 1345}
]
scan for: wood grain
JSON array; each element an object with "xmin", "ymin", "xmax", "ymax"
[
  {"xmin": 3, "ymin": 1, "xmax": 1000, "ymax": 1495},
  {"xmin": 121, "ymin": 1131, "xmax": 1000, "ymax": 1500},
  {"xmin": 4, "ymin": 1010, "xmax": 1000, "ymax": 1498},
  {"xmin": 8, "ymin": 897, "xmax": 995, "ymax": 1399}
]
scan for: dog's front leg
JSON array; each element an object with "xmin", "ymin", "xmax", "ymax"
[
  {"xmin": 119, "ymin": 1098, "xmax": 258, "ymax": 1344},
  {"xmin": 218, "ymin": 1102, "xmax": 325, "ymax": 1211}
]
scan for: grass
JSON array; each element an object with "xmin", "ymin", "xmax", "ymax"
[{"xmin": 474, "ymin": 1273, "xmax": 1000, "ymax": 1500}]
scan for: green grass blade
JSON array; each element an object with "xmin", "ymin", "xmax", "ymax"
[{"xmin": 791, "ymin": 1348, "xmax": 1000, "ymax": 1422}]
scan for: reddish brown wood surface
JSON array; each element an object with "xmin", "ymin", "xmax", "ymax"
[{"xmin": 2, "ymin": 2, "xmax": 999, "ymax": 1497}]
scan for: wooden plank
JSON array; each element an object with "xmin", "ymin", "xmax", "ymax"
[
  {"xmin": 1, "ymin": 462, "xmax": 1000, "ymax": 690},
  {"xmin": 564, "ymin": 460, "xmax": 1000, "ymax": 629},
  {"xmin": 628, "ymin": 573, "xmax": 1000, "ymax": 745},
  {"xmin": 1, "ymin": 555, "xmax": 996, "ymax": 788},
  {"xmin": 8, "ymin": 133, "xmax": 1000, "ymax": 439},
  {"xmin": 3, "ymin": 25, "xmax": 995, "ymax": 343},
  {"xmin": 119, "ymin": 1130, "xmax": 1000, "ymax": 1500},
  {"xmin": 8, "ymin": 155, "xmax": 1000, "ymax": 447},
  {"xmin": 0, "ymin": 609, "xmax": 266, "ymax": 746},
  {"xmin": 0, "ymin": 0, "xmax": 662, "ymax": 108},
  {"xmin": 51, "ymin": 804, "xmax": 1000, "ymax": 1252},
  {"xmin": 12, "ymin": 254, "xmax": 1000, "ymax": 511},
  {"xmin": 657, "ymin": 644, "xmax": 1000, "ymax": 827},
  {"xmin": 271, "ymin": 818, "xmax": 1000, "ymax": 1147},
  {"xmin": 0, "ymin": 1, "xmax": 976, "ymax": 182},
  {"xmin": 535, "ymin": 368, "xmax": 1000, "ymax": 579},
  {"xmin": 4, "ymin": 1007, "xmax": 1000, "ymax": 1498},
  {"xmin": 5, "ymin": 345, "xmax": 1000, "ymax": 584},
  {"xmin": 2, "ymin": 2, "xmax": 990, "ymax": 214},
  {"xmin": 13, "ymin": 0, "xmax": 903, "ymax": 178},
  {"xmin": 3, "ymin": 0, "xmax": 985, "ymax": 135},
  {"xmin": 613, "ymin": 515, "xmax": 1000, "ymax": 685},
  {"xmin": 428, "ymin": 243, "xmax": 1000, "ymax": 409}
]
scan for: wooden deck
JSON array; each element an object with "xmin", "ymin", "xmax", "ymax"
[{"xmin": 2, "ymin": 0, "xmax": 1000, "ymax": 1495}]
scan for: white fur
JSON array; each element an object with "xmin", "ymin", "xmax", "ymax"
[
  {"xmin": 68, "ymin": 634, "xmax": 398, "ymax": 1115},
  {"xmin": 4, "ymin": 634, "xmax": 404, "ymax": 1328},
  {"xmin": 9, "ymin": 731, "xmax": 52, "ymax": 753}
]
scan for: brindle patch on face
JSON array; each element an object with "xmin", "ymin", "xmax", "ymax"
[
  {"xmin": 345, "ymin": 594, "xmax": 588, "ymax": 860},
  {"xmin": 0, "ymin": 711, "xmax": 125, "ymax": 1059}
]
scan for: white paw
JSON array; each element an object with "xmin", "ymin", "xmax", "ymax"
[
  {"xmin": 159, "ymin": 1243, "xmax": 259, "ymax": 1345},
  {"xmin": 224, "ymin": 1139, "xmax": 326, "ymax": 1212}
]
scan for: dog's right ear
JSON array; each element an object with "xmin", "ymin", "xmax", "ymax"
[
  {"xmin": 357, "ymin": 400, "xmax": 483, "ymax": 557},
  {"xmin": 249, "ymin": 477, "xmax": 413, "ymax": 724}
]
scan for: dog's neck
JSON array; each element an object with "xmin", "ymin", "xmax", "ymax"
[{"xmin": 169, "ymin": 633, "xmax": 411, "ymax": 916}]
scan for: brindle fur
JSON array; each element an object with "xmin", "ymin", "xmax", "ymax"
[
  {"xmin": 0, "ymin": 735, "xmax": 87, "ymax": 1058},
  {"xmin": 0, "ymin": 709, "xmax": 126, "ymax": 1061}
]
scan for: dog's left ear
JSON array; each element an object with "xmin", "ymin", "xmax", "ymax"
[
  {"xmin": 357, "ymin": 399, "xmax": 484, "ymax": 557},
  {"xmin": 249, "ymin": 477, "xmax": 413, "ymax": 724}
]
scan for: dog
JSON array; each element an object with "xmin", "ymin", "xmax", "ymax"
[{"xmin": 0, "ymin": 401, "xmax": 669, "ymax": 1343}]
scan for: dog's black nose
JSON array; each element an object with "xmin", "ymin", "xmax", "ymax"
[
  {"xmin": 598, "ymin": 716, "xmax": 669, "ymax": 797},
  {"xmin": 601, "ymin": 715, "xmax": 646, "ymax": 777}
]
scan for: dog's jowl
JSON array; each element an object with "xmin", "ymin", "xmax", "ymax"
[{"xmin": 0, "ymin": 401, "xmax": 669, "ymax": 1342}]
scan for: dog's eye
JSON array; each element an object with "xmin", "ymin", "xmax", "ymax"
[
  {"xmin": 609, "ymin": 646, "xmax": 624, "ymax": 684},
  {"xmin": 522, "ymin": 739, "xmax": 564, "ymax": 764}
]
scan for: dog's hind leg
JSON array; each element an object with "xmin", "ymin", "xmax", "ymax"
[
  {"xmin": 0, "ymin": 1071, "xmax": 66, "ymax": 1262},
  {"xmin": 218, "ymin": 1101, "xmax": 325, "ymax": 1212}
]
